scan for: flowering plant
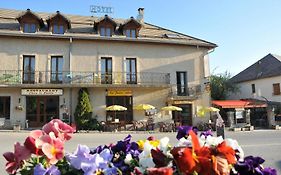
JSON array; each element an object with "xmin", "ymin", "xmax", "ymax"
[
  {"xmin": 3, "ymin": 120, "xmax": 277, "ymax": 175},
  {"xmin": 15, "ymin": 105, "xmax": 24, "ymax": 111}
]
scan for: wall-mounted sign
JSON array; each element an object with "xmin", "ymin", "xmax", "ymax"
[
  {"xmin": 90, "ymin": 5, "xmax": 114, "ymax": 14},
  {"xmin": 173, "ymin": 100, "xmax": 192, "ymax": 105},
  {"xmin": 107, "ymin": 90, "xmax": 132, "ymax": 96},
  {"xmin": 21, "ymin": 89, "xmax": 63, "ymax": 96}
]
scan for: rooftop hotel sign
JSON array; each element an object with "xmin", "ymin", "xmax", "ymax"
[
  {"xmin": 21, "ymin": 89, "xmax": 63, "ymax": 96},
  {"xmin": 90, "ymin": 5, "xmax": 114, "ymax": 14}
]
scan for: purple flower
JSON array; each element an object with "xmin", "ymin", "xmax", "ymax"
[
  {"xmin": 263, "ymin": 167, "xmax": 277, "ymax": 175},
  {"xmin": 234, "ymin": 156, "xmax": 277, "ymax": 175},
  {"xmin": 34, "ymin": 163, "xmax": 60, "ymax": 175},
  {"xmin": 200, "ymin": 129, "xmax": 213, "ymax": 138},
  {"xmin": 176, "ymin": 126, "xmax": 198, "ymax": 140},
  {"xmin": 66, "ymin": 144, "xmax": 114, "ymax": 174}
]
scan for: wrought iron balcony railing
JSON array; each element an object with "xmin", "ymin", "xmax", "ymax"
[
  {"xmin": 169, "ymin": 84, "xmax": 202, "ymax": 97},
  {"xmin": 0, "ymin": 70, "xmax": 170, "ymax": 86}
]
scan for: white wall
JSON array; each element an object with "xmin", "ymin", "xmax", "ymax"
[{"xmin": 229, "ymin": 76, "xmax": 281, "ymax": 102}]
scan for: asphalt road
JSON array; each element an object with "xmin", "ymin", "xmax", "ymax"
[{"xmin": 0, "ymin": 130, "xmax": 280, "ymax": 174}]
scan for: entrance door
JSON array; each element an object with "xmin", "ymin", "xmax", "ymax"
[
  {"xmin": 173, "ymin": 104, "xmax": 192, "ymax": 125},
  {"xmin": 26, "ymin": 96, "xmax": 59, "ymax": 127}
]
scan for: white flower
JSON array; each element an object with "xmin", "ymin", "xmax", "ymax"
[
  {"xmin": 205, "ymin": 135, "xmax": 224, "ymax": 147},
  {"xmin": 138, "ymin": 141, "xmax": 155, "ymax": 168},
  {"xmin": 176, "ymin": 137, "xmax": 192, "ymax": 147},
  {"xmin": 159, "ymin": 137, "xmax": 169, "ymax": 153},
  {"xmin": 225, "ymin": 138, "xmax": 244, "ymax": 161},
  {"xmin": 124, "ymin": 154, "xmax": 133, "ymax": 165}
]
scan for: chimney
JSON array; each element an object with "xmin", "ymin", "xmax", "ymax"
[{"xmin": 137, "ymin": 8, "xmax": 144, "ymax": 23}]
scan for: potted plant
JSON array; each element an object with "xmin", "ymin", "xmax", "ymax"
[{"xmin": 15, "ymin": 105, "xmax": 24, "ymax": 111}]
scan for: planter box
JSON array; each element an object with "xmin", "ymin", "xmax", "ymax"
[{"xmin": 13, "ymin": 124, "xmax": 21, "ymax": 132}]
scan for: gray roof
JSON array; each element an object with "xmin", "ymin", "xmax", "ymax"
[
  {"xmin": 0, "ymin": 8, "xmax": 217, "ymax": 48},
  {"xmin": 230, "ymin": 54, "xmax": 281, "ymax": 83}
]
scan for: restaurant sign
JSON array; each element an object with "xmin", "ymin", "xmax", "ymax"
[
  {"xmin": 107, "ymin": 90, "xmax": 132, "ymax": 96},
  {"xmin": 21, "ymin": 89, "xmax": 63, "ymax": 96}
]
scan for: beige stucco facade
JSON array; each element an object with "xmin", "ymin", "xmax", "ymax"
[
  {"xmin": 0, "ymin": 7, "xmax": 217, "ymax": 129},
  {"xmin": 0, "ymin": 35, "xmax": 213, "ymax": 128}
]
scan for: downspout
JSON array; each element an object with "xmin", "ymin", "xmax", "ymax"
[{"xmin": 69, "ymin": 37, "xmax": 73, "ymax": 123}]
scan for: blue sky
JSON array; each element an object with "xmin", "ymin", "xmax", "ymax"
[{"xmin": 1, "ymin": 0, "xmax": 280, "ymax": 76}]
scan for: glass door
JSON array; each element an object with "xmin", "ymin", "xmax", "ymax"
[
  {"xmin": 26, "ymin": 96, "xmax": 59, "ymax": 127},
  {"xmin": 126, "ymin": 58, "xmax": 137, "ymax": 84},
  {"xmin": 101, "ymin": 57, "xmax": 112, "ymax": 84},
  {"xmin": 176, "ymin": 71, "xmax": 187, "ymax": 96},
  {"xmin": 51, "ymin": 56, "xmax": 63, "ymax": 83},
  {"xmin": 23, "ymin": 56, "xmax": 35, "ymax": 84}
]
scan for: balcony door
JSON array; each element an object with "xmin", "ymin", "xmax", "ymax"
[
  {"xmin": 101, "ymin": 57, "xmax": 112, "ymax": 84},
  {"xmin": 23, "ymin": 56, "xmax": 35, "ymax": 84},
  {"xmin": 126, "ymin": 58, "xmax": 137, "ymax": 84},
  {"xmin": 51, "ymin": 56, "xmax": 63, "ymax": 83},
  {"xmin": 176, "ymin": 71, "xmax": 187, "ymax": 96}
]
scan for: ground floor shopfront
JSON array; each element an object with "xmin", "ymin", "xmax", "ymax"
[{"xmin": 0, "ymin": 87, "xmax": 210, "ymax": 129}]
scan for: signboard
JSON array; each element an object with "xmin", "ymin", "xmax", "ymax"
[
  {"xmin": 173, "ymin": 100, "xmax": 192, "ymax": 104},
  {"xmin": 90, "ymin": 5, "xmax": 114, "ymax": 14},
  {"xmin": 21, "ymin": 89, "xmax": 63, "ymax": 96},
  {"xmin": 107, "ymin": 90, "xmax": 132, "ymax": 96}
]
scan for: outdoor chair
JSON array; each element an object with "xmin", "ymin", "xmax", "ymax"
[
  {"xmin": 132, "ymin": 121, "xmax": 145, "ymax": 131},
  {"xmin": 118, "ymin": 121, "xmax": 127, "ymax": 131},
  {"xmin": 146, "ymin": 117, "xmax": 155, "ymax": 131},
  {"xmin": 158, "ymin": 122, "xmax": 165, "ymax": 132}
]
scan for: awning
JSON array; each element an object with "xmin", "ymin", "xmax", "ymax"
[{"xmin": 212, "ymin": 100, "xmax": 267, "ymax": 109}]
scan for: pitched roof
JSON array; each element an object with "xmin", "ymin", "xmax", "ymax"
[
  {"xmin": 230, "ymin": 54, "xmax": 281, "ymax": 83},
  {"xmin": 0, "ymin": 8, "xmax": 217, "ymax": 48}
]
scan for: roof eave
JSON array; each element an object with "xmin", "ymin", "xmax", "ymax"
[{"xmin": 0, "ymin": 31, "xmax": 215, "ymax": 47}]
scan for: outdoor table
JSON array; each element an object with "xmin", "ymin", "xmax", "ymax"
[{"xmin": 111, "ymin": 121, "xmax": 120, "ymax": 132}]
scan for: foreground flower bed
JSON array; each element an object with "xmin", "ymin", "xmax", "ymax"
[{"xmin": 3, "ymin": 119, "xmax": 277, "ymax": 175}]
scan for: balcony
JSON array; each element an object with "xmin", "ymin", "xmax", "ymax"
[
  {"xmin": 168, "ymin": 84, "xmax": 202, "ymax": 101},
  {"xmin": 0, "ymin": 70, "xmax": 170, "ymax": 87}
]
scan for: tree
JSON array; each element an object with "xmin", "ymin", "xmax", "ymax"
[
  {"xmin": 210, "ymin": 71, "xmax": 239, "ymax": 100},
  {"xmin": 74, "ymin": 88, "xmax": 93, "ymax": 130}
]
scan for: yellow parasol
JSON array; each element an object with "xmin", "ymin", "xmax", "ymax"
[
  {"xmin": 208, "ymin": 107, "xmax": 220, "ymax": 112},
  {"xmin": 106, "ymin": 105, "xmax": 127, "ymax": 111},
  {"xmin": 133, "ymin": 104, "xmax": 155, "ymax": 110},
  {"xmin": 105, "ymin": 105, "xmax": 127, "ymax": 122},
  {"xmin": 161, "ymin": 105, "xmax": 183, "ymax": 111}
]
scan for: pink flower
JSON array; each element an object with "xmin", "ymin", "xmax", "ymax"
[
  {"xmin": 24, "ymin": 130, "xmax": 44, "ymax": 155},
  {"xmin": 3, "ymin": 142, "xmax": 31, "ymax": 174},
  {"xmin": 41, "ymin": 134, "xmax": 65, "ymax": 164},
  {"xmin": 43, "ymin": 119, "xmax": 75, "ymax": 141}
]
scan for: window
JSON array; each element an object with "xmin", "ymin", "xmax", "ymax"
[
  {"xmin": 100, "ymin": 27, "xmax": 111, "ymax": 37},
  {"xmin": 53, "ymin": 24, "xmax": 64, "ymax": 34},
  {"xmin": 176, "ymin": 72, "xmax": 187, "ymax": 96},
  {"xmin": 51, "ymin": 56, "xmax": 63, "ymax": 83},
  {"xmin": 251, "ymin": 84, "xmax": 256, "ymax": 94},
  {"xmin": 126, "ymin": 58, "xmax": 137, "ymax": 84},
  {"xmin": 23, "ymin": 55, "xmax": 35, "ymax": 84},
  {"xmin": 273, "ymin": 83, "xmax": 280, "ymax": 95},
  {"xmin": 125, "ymin": 29, "xmax": 137, "ymax": 38},
  {"xmin": 0, "ymin": 97, "xmax": 10, "ymax": 119},
  {"xmin": 23, "ymin": 23, "xmax": 37, "ymax": 33},
  {"xmin": 101, "ymin": 57, "xmax": 112, "ymax": 84}
]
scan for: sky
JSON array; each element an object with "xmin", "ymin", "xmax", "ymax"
[{"xmin": 0, "ymin": 0, "xmax": 280, "ymax": 76}]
